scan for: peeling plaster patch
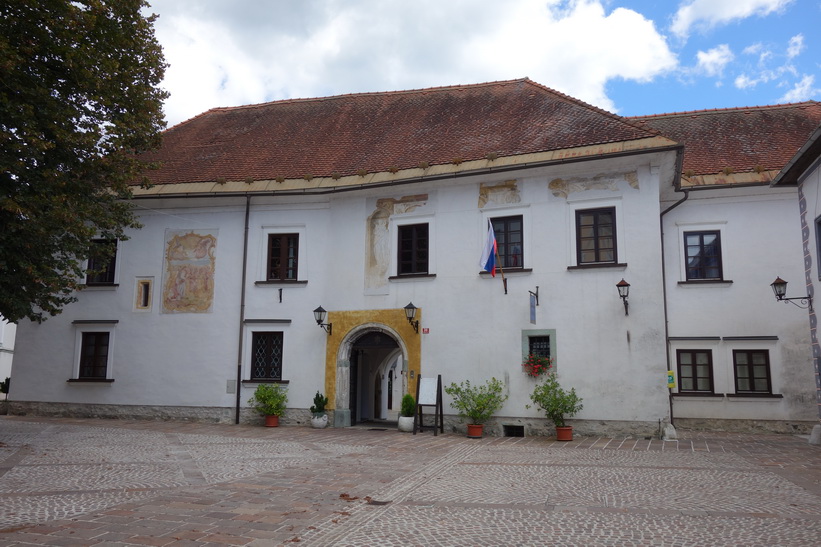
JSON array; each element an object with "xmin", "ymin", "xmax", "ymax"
[
  {"xmin": 364, "ymin": 195, "xmax": 428, "ymax": 290},
  {"xmin": 548, "ymin": 171, "xmax": 639, "ymax": 198},
  {"xmin": 478, "ymin": 180, "xmax": 520, "ymax": 208}
]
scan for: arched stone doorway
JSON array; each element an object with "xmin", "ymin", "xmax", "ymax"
[{"xmin": 334, "ymin": 323, "xmax": 408, "ymax": 427}]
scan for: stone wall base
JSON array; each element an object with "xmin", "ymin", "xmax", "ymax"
[
  {"xmin": 671, "ymin": 417, "xmax": 817, "ymax": 435},
  {"xmin": 7, "ymin": 401, "xmax": 333, "ymax": 427},
  {"xmin": 440, "ymin": 415, "xmax": 665, "ymax": 438},
  {"xmin": 6, "ymin": 402, "xmax": 813, "ymax": 437}
]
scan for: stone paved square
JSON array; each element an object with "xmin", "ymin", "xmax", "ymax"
[{"xmin": 0, "ymin": 416, "xmax": 819, "ymax": 546}]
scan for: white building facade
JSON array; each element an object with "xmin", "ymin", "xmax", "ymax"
[{"xmin": 8, "ymin": 81, "xmax": 820, "ymax": 435}]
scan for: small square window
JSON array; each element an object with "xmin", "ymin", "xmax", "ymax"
[{"xmin": 528, "ymin": 336, "xmax": 551, "ymax": 359}]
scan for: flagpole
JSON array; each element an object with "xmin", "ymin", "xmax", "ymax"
[{"xmin": 494, "ymin": 247, "xmax": 508, "ymax": 295}]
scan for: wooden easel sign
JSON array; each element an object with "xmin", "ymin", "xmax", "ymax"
[{"xmin": 413, "ymin": 374, "xmax": 444, "ymax": 435}]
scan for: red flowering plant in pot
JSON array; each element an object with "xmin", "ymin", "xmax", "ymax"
[{"xmin": 522, "ymin": 354, "xmax": 553, "ymax": 378}]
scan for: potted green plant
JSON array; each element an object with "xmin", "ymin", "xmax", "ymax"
[
  {"xmin": 444, "ymin": 377, "xmax": 508, "ymax": 438},
  {"xmin": 398, "ymin": 393, "xmax": 415, "ymax": 432},
  {"xmin": 309, "ymin": 391, "xmax": 329, "ymax": 429},
  {"xmin": 248, "ymin": 383, "xmax": 288, "ymax": 427},
  {"xmin": 527, "ymin": 372, "xmax": 583, "ymax": 441}
]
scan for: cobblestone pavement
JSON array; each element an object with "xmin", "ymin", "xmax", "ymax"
[{"xmin": 0, "ymin": 416, "xmax": 819, "ymax": 546}]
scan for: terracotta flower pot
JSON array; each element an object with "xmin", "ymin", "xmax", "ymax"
[
  {"xmin": 467, "ymin": 423, "xmax": 484, "ymax": 438},
  {"xmin": 556, "ymin": 425, "xmax": 573, "ymax": 441},
  {"xmin": 265, "ymin": 415, "xmax": 280, "ymax": 427}
]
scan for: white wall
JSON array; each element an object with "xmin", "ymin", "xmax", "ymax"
[
  {"xmin": 662, "ymin": 184, "xmax": 817, "ymax": 423},
  {"xmin": 10, "ymin": 149, "xmax": 679, "ymax": 429}
]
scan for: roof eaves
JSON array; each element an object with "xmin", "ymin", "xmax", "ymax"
[
  {"xmin": 132, "ymin": 136, "xmax": 679, "ymax": 198},
  {"xmin": 771, "ymin": 123, "xmax": 821, "ymax": 187}
]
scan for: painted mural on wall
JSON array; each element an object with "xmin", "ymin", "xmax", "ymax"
[
  {"xmin": 162, "ymin": 230, "xmax": 218, "ymax": 313},
  {"xmin": 364, "ymin": 194, "xmax": 427, "ymax": 293}
]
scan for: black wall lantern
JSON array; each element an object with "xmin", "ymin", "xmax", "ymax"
[
  {"xmin": 770, "ymin": 277, "xmax": 813, "ymax": 310},
  {"xmin": 313, "ymin": 306, "xmax": 332, "ymax": 335},
  {"xmin": 616, "ymin": 279, "xmax": 630, "ymax": 316},
  {"xmin": 404, "ymin": 302, "xmax": 419, "ymax": 333}
]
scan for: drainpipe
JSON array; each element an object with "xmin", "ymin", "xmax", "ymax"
[
  {"xmin": 659, "ymin": 183, "xmax": 689, "ymax": 428},
  {"xmin": 235, "ymin": 195, "xmax": 252, "ymax": 423}
]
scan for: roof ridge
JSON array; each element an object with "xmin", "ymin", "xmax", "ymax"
[
  {"xmin": 522, "ymin": 79, "xmax": 662, "ymax": 136},
  {"xmin": 216, "ymin": 78, "xmax": 530, "ymax": 111},
  {"xmin": 630, "ymin": 101, "xmax": 821, "ymax": 120},
  {"xmin": 163, "ymin": 78, "xmax": 532, "ymax": 132}
]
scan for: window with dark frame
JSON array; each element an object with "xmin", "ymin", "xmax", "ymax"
[
  {"xmin": 251, "ymin": 331, "xmax": 283, "ymax": 381},
  {"xmin": 491, "ymin": 215, "xmax": 524, "ymax": 269},
  {"xmin": 684, "ymin": 231, "xmax": 722, "ymax": 280},
  {"xmin": 397, "ymin": 223, "xmax": 429, "ymax": 275},
  {"xmin": 733, "ymin": 350, "xmax": 772, "ymax": 394},
  {"xmin": 576, "ymin": 208, "xmax": 616, "ymax": 264},
  {"xmin": 79, "ymin": 332, "xmax": 110, "ymax": 379},
  {"xmin": 528, "ymin": 335, "xmax": 551, "ymax": 359},
  {"xmin": 86, "ymin": 239, "xmax": 117, "ymax": 284},
  {"xmin": 267, "ymin": 234, "xmax": 299, "ymax": 281},
  {"xmin": 676, "ymin": 349, "xmax": 714, "ymax": 393}
]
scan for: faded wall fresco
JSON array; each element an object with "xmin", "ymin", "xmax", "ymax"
[
  {"xmin": 478, "ymin": 180, "xmax": 521, "ymax": 208},
  {"xmin": 364, "ymin": 195, "xmax": 427, "ymax": 292},
  {"xmin": 162, "ymin": 230, "xmax": 218, "ymax": 314},
  {"xmin": 549, "ymin": 171, "xmax": 639, "ymax": 198}
]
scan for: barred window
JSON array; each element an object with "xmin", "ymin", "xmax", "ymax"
[{"xmin": 251, "ymin": 332, "xmax": 283, "ymax": 380}]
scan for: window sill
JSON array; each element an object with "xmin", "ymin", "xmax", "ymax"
[
  {"xmin": 479, "ymin": 268, "xmax": 532, "ymax": 277},
  {"xmin": 81, "ymin": 284, "xmax": 119, "ymax": 290},
  {"xmin": 567, "ymin": 263, "xmax": 627, "ymax": 271},
  {"xmin": 673, "ymin": 392, "xmax": 725, "ymax": 397},
  {"xmin": 677, "ymin": 280, "xmax": 733, "ymax": 286},
  {"xmin": 255, "ymin": 280, "xmax": 308, "ymax": 286},
  {"xmin": 242, "ymin": 380, "xmax": 290, "ymax": 385},
  {"xmin": 67, "ymin": 378, "xmax": 114, "ymax": 383},
  {"xmin": 727, "ymin": 393, "xmax": 783, "ymax": 399},
  {"xmin": 388, "ymin": 273, "xmax": 436, "ymax": 281}
]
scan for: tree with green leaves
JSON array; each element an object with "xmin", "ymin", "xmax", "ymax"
[{"xmin": 0, "ymin": 0, "xmax": 168, "ymax": 322}]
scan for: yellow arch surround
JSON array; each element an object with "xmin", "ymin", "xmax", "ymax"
[{"xmin": 324, "ymin": 308, "xmax": 421, "ymax": 409}]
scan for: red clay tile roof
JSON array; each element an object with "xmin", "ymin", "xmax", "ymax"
[
  {"xmin": 140, "ymin": 78, "xmax": 661, "ymax": 186},
  {"xmin": 632, "ymin": 103, "xmax": 821, "ymax": 178}
]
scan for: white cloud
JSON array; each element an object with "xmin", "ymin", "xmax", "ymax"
[
  {"xmin": 786, "ymin": 34, "xmax": 804, "ymax": 58},
  {"xmin": 148, "ymin": 0, "xmax": 677, "ymax": 124},
  {"xmin": 463, "ymin": 1, "xmax": 678, "ymax": 112},
  {"xmin": 778, "ymin": 75, "xmax": 821, "ymax": 103},
  {"xmin": 734, "ymin": 74, "xmax": 760, "ymax": 89},
  {"xmin": 671, "ymin": 0, "xmax": 794, "ymax": 40},
  {"xmin": 696, "ymin": 44, "xmax": 734, "ymax": 77}
]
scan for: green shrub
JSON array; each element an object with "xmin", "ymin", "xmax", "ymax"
[
  {"xmin": 400, "ymin": 393, "xmax": 416, "ymax": 417},
  {"xmin": 527, "ymin": 373, "xmax": 583, "ymax": 427},
  {"xmin": 444, "ymin": 377, "xmax": 508, "ymax": 425},
  {"xmin": 247, "ymin": 383, "xmax": 288, "ymax": 416},
  {"xmin": 310, "ymin": 391, "xmax": 328, "ymax": 415}
]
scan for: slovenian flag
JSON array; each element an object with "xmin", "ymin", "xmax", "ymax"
[{"xmin": 479, "ymin": 222, "xmax": 497, "ymax": 277}]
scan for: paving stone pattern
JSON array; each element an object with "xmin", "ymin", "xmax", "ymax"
[{"xmin": 0, "ymin": 416, "xmax": 819, "ymax": 546}]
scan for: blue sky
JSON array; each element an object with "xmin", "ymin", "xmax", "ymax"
[{"xmin": 146, "ymin": 0, "xmax": 821, "ymax": 126}]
